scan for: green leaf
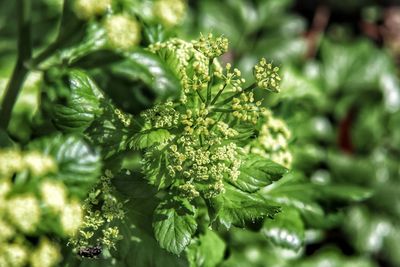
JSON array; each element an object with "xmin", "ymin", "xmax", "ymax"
[
  {"xmin": 28, "ymin": 134, "xmax": 101, "ymax": 198},
  {"xmin": 45, "ymin": 69, "xmax": 104, "ymax": 133},
  {"xmin": 186, "ymin": 230, "xmax": 226, "ymax": 267},
  {"xmin": 315, "ymin": 184, "xmax": 372, "ymax": 202},
  {"xmin": 123, "ymin": 222, "xmax": 189, "ymax": 267},
  {"xmin": 262, "ymin": 207, "xmax": 304, "ymax": 251},
  {"xmin": 153, "ymin": 198, "xmax": 198, "ymax": 255},
  {"xmin": 110, "ymin": 49, "xmax": 180, "ymax": 100},
  {"xmin": 321, "ymin": 39, "xmax": 391, "ymax": 92},
  {"xmin": 129, "ymin": 128, "xmax": 171, "ymax": 150},
  {"xmin": 209, "ymin": 183, "xmax": 280, "ymax": 229},
  {"xmin": 84, "ymin": 99, "xmax": 134, "ymax": 159},
  {"xmin": 232, "ymin": 154, "xmax": 288, "ymax": 193},
  {"xmin": 260, "ymin": 173, "xmax": 326, "ymax": 227},
  {"xmin": 142, "ymin": 148, "xmax": 172, "ymax": 190}
]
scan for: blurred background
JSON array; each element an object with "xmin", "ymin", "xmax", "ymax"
[{"xmin": 184, "ymin": 1, "xmax": 400, "ymax": 266}]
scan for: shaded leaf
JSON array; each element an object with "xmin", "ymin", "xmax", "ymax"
[
  {"xmin": 209, "ymin": 183, "xmax": 280, "ymax": 229},
  {"xmin": 232, "ymin": 154, "xmax": 287, "ymax": 193},
  {"xmin": 153, "ymin": 198, "xmax": 198, "ymax": 255},
  {"xmin": 29, "ymin": 134, "xmax": 101, "ymax": 198},
  {"xmin": 186, "ymin": 230, "xmax": 226, "ymax": 267},
  {"xmin": 262, "ymin": 207, "xmax": 304, "ymax": 251}
]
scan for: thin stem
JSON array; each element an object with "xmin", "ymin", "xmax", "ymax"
[
  {"xmin": 30, "ymin": 41, "xmax": 61, "ymax": 67},
  {"xmin": 210, "ymin": 83, "xmax": 227, "ymax": 105},
  {"xmin": 215, "ymin": 83, "xmax": 257, "ymax": 107},
  {"xmin": 212, "ymin": 108, "xmax": 234, "ymax": 113},
  {"xmin": 196, "ymin": 90, "xmax": 206, "ymax": 103},
  {"xmin": 205, "ymin": 58, "xmax": 214, "ymax": 106},
  {"xmin": 0, "ymin": 0, "xmax": 32, "ymax": 130}
]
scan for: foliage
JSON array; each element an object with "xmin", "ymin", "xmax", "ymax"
[{"xmin": 0, "ymin": 0, "xmax": 399, "ymax": 267}]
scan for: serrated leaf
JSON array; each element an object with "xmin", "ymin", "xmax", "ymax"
[
  {"xmin": 46, "ymin": 69, "xmax": 104, "ymax": 133},
  {"xmin": 111, "ymin": 49, "xmax": 180, "ymax": 100},
  {"xmin": 142, "ymin": 148, "xmax": 173, "ymax": 190},
  {"xmin": 29, "ymin": 134, "xmax": 101, "ymax": 198},
  {"xmin": 209, "ymin": 183, "xmax": 280, "ymax": 229},
  {"xmin": 262, "ymin": 207, "xmax": 304, "ymax": 251},
  {"xmin": 153, "ymin": 198, "xmax": 198, "ymax": 255},
  {"xmin": 84, "ymin": 99, "xmax": 135, "ymax": 159},
  {"xmin": 232, "ymin": 154, "xmax": 288, "ymax": 192},
  {"xmin": 129, "ymin": 128, "xmax": 171, "ymax": 149},
  {"xmin": 261, "ymin": 173, "xmax": 326, "ymax": 227},
  {"xmin": 123, "ymin": 222, "xmax": 189, "ymax": 267},
  {"xmin": 186, "ymin": 230, "xmax": 226, "ymax": 267}
]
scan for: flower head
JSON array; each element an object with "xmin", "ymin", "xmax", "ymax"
[
  {"xmin": 30, "ymin": 239, "xmax": 61, "ymax": 267},
  {"xmin": 41, "ymin": 180, "xmax": 67, "ymax": 213},
  {"xmin": 73, "ymin": 0, "xmax": 112, "ymax": 19},
  {"xmin": 7, "ymin": 194, "xmax": 40, "ymax": 233},
  {"xmin": 104, "ymin": 14, "xmax": 141, "ymax": 50},
  {"xmin": 153, "ymin": 0, "xmax": 187, "ymax": 27},
  {"xmin": 253, "ymin": 58, "xmax": 281, "ymax": 92}
]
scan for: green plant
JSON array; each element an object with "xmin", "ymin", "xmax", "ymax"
[{"xmin": 1, "ymin": 1, "xmax": 396, "ymax": 267}]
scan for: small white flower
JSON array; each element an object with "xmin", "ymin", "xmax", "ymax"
[
  {"xmin": 61, "ymin": 200, "xmax": 83, "ymax": 236},
  {"xmin": 7, "ymin": 194, "xmax": 40, "ymax": 233},
  {"xmin": 73, "ymin": 0, "xmax": 112, "ymax": 19},
  {"xmin": 30, "ymin": 239, "xmax": 61, "ymax": 267},
  {"xmin": 41, "ymin": 180, "xmax": 67, "ymax": 213},
  {"xmin": 104, "ymin": 14, "xmax": 141, "ymax": 50},
  {"xmin": 153, "ymin": 0, "xmax": 186, "ymax": 27},
  {"xmin": 4, "ymin": 243, "xmax": 28, "ymax": 267},
  {"xmin": 23, "ymin": 151, "xmax": 56, "ymax": 177}
]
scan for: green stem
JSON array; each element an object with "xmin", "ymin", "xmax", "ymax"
[
  {"xmin": 196, "ymin": 90, "xmax": 206, "ymax": 103},
  {"xmin": 210, "ymin": 83, "xmax": 227, "ymax": 105},
  {"xmin": 215, "ymin": 83, "xmax": 257, "ymax": 107},
  {"xmin": 0, "ymin": 0, "xmax": 32, "ymax": 130},
  {"xmin": 205, "ymin": 58, "xmax": 214, "ymax": 106},
  {"xmin": 30, "ymin": 41, "xmax": 61, "ymax": 67},
  {"xmin": 212, "ymin": 108, "xmax": 234, "ymax": 113}
]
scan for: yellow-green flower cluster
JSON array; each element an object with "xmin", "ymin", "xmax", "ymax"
[
  {"xmin": 153, "ymin": 0, "xmax": 187, "ymax": 27},
  {"xmin": 143, "ymin": 101, "xmax": 242, "ymax": 200},
  {"xmin": 149, "ymin": 38, "xmax": 212, "ymax": 102},
  {"xmin": 104, "ymin": 14, "xmax": 141, "ymax": 51},
  {"xmin": 114, "ymin": 107, "xmax": 132, "ymax": 127},
  {"xmin": 214, "ymin": 63, "xmax": 246, "ymax": 92},
  {"xmin": 142, "ymin": 35, "xmax": 287, "ymax": 200},
  {"xmin": 193, "ymin": 33, "xmax": 229, "ymax": 59},
  {"xmin": 0, "ymin": 149, "xmax": 56, "ymax": 178},
  {"xmin": 231, "ymin": 92, "xmax": 263, "ymax": 124},
  {"xmin": 0, "ymin": 148, "xmax": 81, "ymax": 267},
  {"xmin": 253, "ymin": 58, "xmax": 281, "ymax": 92},
  {"xmin": 141, "ymin": 101, "xmax": 180, "ymax": 129},
  {"xmin": 73, "ymin": 0, "xmax": 112, "ymax": 19},
  {"xmin": 70, "ymin": 169, "xmax": 124, "ymax": 251},
  {"xmin": 247, "ymin": 110, "xmax": 292, "ymax": 168}
]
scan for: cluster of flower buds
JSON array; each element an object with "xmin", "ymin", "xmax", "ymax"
[
  {"xmin": 153, "ymin": 0, "xmax": 187, "ymax": 27},
  {"xmin": 73, "ymin": 0, "xmax": 112, "ymax": 19},
  {"xmin": 0, "ymin": 148, "xmax": 82, "ymax": 267},
  {"xmin": 70, "ymin": 169, "xmax": 124, "ymax": 252},
  {"xmin": 246, "ymin": 110, "xmax": 292, "ymax": 168},
  {"xmin": 193, "ymin": 33, "xmax": 229, "ymax": 59},
  {"xmin": 141, "ymin": 35, "xmax": 284, "ymax": 200},
  {"xmin": 253, "ymin": 58, "xmax": 281, "ymax": 92},
  {"xmin": 104, "ymin": 14, "xmax": 141, "ymax": 51}
]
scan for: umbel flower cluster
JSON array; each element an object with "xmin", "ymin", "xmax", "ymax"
[
  {"xmin": 69, "ymin": 169, "xmax": 125, "ymax": 252},
  {"xmin": 0, "ymin": 149, "xmax": 82, "ymax": 267},
  {"xmin": 134, "ymin": 34, "xmax": 287, "ymax": 200},
  {"xmin": 72, "ymin": 0, "xmax": 187, "ymax": 51},
  {"xmin": 246, "ymin": 110, "xmax": 292, "ymax": 168}
]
